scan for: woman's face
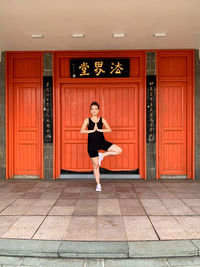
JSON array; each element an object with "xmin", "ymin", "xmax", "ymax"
[{"xmin": 90, "ymin": 105, "xmax": 99, "ymax": 116}]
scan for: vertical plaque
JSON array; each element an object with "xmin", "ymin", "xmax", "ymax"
[
  {"xmin": 146, "ymin": 75, "xmax": 156, "ymax": 143},
  {"xmin": 43, "ymin": 76, "xmax": 53, "ymax": 143}
]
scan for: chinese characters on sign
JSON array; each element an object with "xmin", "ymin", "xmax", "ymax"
[
  {"xmin": 70, "ymin": 59, "xmax": 129, "ymax": 78},
  {"xmin": 146, "ymin": 75, "xmax": 156, "ymax": 143},
  {"xmin": 43, "ymin": 76, "xmax": 53, "ymax": 143}
]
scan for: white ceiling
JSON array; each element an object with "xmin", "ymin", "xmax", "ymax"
[{"xmin": 0, "ymin": 0, "xmax": 199, "ymax": 51}]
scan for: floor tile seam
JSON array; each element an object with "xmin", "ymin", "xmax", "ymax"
[
  {"xmin": 189, "ymin": 206, "xmax": 200, "ymax": 215},
  {"xmin": 1, "ymin": 214, "xmax": 200, "ymax": 218},
  {"xmin": 173, "ymin": 215, "xmax": 200, "ymax": 238},
  {"xmin": 2, "ymin": 237, "xmax": 200, "ymax": 243},
  {"xmin": 150, "ymin": 214, "xmax": 195, "ymax": 240},
  {"xmin": 190, "ymin": 239, "xmax": 200, "ymax": 256},
  {"xmin": 0, "ymin": 215, "xmax": 20, "ymax": 235},
  {"xmin": 160, "ymin": 198, "xmax": 197, "ymax": 216},
  {"xmin": 29, "ymin": 185, "xmax": 73, "ymax": 239},
  {"xmin": 140, "ymin": 206, "xmax": 161, "ymax": 241},
  {"xmin": 149, "ymin": 187, "xmax": 178, "ymax": 197},
  {"xmin": 0, "ymin": 199, "xmax": 18, "ymax": 214},
  {"xmin": 2, "ymin": 197, "xmax": 195, "ymax": 200},
  {"xmin": 165, "ymin": 258, "xmax": 172, "ymax": 267},
  {"xmin": 17, "ymin": 257, "xmax": 24, "ymax": 267},
  {"xmin": 158, "ymin": 197, "xmax": 177, "ymax": 216},
  {"xmin": 26, "ymin": 214, "xmax": 49, "ymax": 239},
  {"xmin": 120, "ymin": 211, "xmax": 129, "ymax": 242},
  {"xmin": 132, "ymin": 191, "xmax": 152, "ymax": 218},
  {"xmin": 0, "ymin": 206, "xmax": 58, "ymax": 216},
  {"xmin": 161, "ymin": 182, "xmax": 184, "ymax": 196},
  {"xmin": 131, "ymin": 190, "xmax": 161, "ymax": 241},
  {"xmin": 180, "ymin": 199, "xmax": 200, "ymax": 215},
  {"xmin": 45, "ymin": 185, "xmax": 70, "ymax": 217},
  {"xmin": 176, "ymin": 197, "xmax": 197, "ymax": 213}
]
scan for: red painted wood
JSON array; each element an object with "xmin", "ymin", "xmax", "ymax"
[
  {"xmin": 157, "ymin": 50, "xmax": 194, "ymax": 179},
  {"xmin": 13, "ymin": 83, "xmax": 40, "ymax": 175},
  {"xmin": 6, "ymin": 53, "xmax": 43, "ymax": 179},
  {"xmin": 53, "ymin": 51, "xmax": 146, "ymax": 179},
  {"xmin": 60, "ymin": 83, "xmax": 139, "ymax": 172}
]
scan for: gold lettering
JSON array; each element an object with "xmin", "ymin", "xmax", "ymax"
[
  {"xmin": 94, "ymin": 61, "xmax": 105, "ymax": 76},
  {"xmin": 79, "ymin": 62, "xmax": 90, "ymax": 76},
  {"xmin": 110, "ymin": 62, "xmax": 124, "ymax": 74}
]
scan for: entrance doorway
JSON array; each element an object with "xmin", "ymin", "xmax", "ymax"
[{"xmin": 54, "ymin": 51, "xmax": 146, "ymax": 179}]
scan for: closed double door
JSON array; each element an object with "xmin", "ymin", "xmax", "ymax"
[{"xmin": 60, "ymin": 82, "xmax": 139, "ymax": 172}]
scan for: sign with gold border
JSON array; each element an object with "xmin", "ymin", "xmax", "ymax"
[{"xmin": 70, "ymin": 59, "xmax": 129, "ymax": 78}]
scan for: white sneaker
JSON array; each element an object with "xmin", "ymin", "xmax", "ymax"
[
  {"xmin": 96, "ymin": 183, "xmax": 101, "ymax": 192},
  {"xmin": 98, "ymin": 152, "xmax": 103, "ymax": 166}
]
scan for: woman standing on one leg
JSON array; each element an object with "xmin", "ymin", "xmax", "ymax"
[{"xmin": 80, "ymin": 101, "xmax": 122, "ymax": 191}]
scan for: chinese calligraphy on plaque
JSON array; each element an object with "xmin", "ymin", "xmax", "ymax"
[
  {"xmin": 146, "ymin": 75, "xmax": 156, "ymax": 143},
  {"xmin": 70, "ymin": 59, "xmax": 129, "ymax": 78},
  {"xmin": 43, "ymin": 76, "xmax": 53, "ymax": 143}
]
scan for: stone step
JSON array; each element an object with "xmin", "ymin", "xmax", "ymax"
[{"xmin": 0, "ymin": 238, "xmax": 199, "ymax": 259}]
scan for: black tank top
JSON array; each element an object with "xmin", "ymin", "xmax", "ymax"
[{"xmin": 87, "ymin": 117, "xmax": 105, "ymax": 149}]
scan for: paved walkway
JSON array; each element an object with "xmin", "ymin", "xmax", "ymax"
[
  {"xmin": 0, "ymin": 179, "xmax": 200, "ymax": 241},
  {"xmin": 1, "ymin": 179, "xmax": 200, "ymax": 266}
]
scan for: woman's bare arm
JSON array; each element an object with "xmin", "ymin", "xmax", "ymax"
[
  {"xmin": 97, "ymin": 118, "xmax": 111, "ymax": 133},
  {"xmin": 80, "ymin": 118, "xmax": 95, "ymax": 134}
]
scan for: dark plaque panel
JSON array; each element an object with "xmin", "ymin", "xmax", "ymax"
[
  {"xmin": 70, "ymin": 58, "xmax": 129, "ymax": 78},
  {"xmin": 146, "ymin": 75, "xmax": 156, "ymax": 143},
  {"xmin": 43, "ymin": 76, "xmax": 53, "ymax": 143}
]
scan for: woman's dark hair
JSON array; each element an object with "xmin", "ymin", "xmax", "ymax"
[{"xmin": 90, "ymin": 101, "xmax": 100, "ymax": 109}]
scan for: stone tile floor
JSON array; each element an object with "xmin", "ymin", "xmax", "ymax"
[{"xmin": 0, "ymin": 179, "xmax": 200, "ymax": 241}]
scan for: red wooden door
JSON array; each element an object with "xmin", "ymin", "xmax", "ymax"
[
  {"xmin": 60, "ymin": 83, "xmax": 139, "ymax": 172},
  {"xmin": 159, "ymin": 81, "xmax": 187, "ymax": 175},
  {"xmin": 157, "ymin": 51, "xmax": 194, "ymax": 179},
  {"xmin": 6, "ymin": 53, "xmax": 43, "ymax": 178},
  {"xmin": 14, "ymin": 83, "xmax": 40, "ymax": 175}
]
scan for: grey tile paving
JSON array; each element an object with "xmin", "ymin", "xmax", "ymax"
[{"xmin": 0, "ymin": 179, "xmax": 200, "ymax": 242}]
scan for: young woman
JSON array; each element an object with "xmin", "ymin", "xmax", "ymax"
[{"xmin": 80, "ymin": 101, "xmax": 122, "ymax": 191}]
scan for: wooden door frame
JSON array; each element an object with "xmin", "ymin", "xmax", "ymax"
[
  {"xmin": 156, "ymin": 49, "xmax": 195, "ymax": 179},
  {"xmin": 6, "ymin": 52, "xmax": 44, "ymax": 179},
  {"xmin": 53, "ymin": 50, "xmax": 146, "ymax": 179}
]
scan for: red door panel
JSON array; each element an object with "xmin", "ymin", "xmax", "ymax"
[
  {"xmin": 14, "ymin": 83, "xmax": 40, "ymax": 175},
  {"xmin": 159, "ymin": 82, "xmax": 186, "ymax": 175}
]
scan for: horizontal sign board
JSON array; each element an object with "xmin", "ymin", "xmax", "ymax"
[{"xmin": 70, "ymin": 58, "xmax": 130, "ymax": 78}]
